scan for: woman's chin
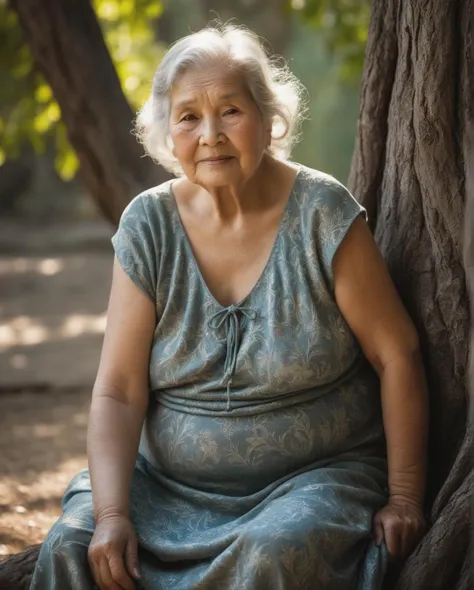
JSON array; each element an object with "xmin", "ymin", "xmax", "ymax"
[{"xmin": 195, "ymin": 164, "xmax": 242, "ymax": 187}]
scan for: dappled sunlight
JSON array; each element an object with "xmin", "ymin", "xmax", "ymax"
[
  {"xmin": 0, "ymin": 316, "xmax": 50, "ymax": 348},
  {"xmin": 37, "ymin": 258, "xmax": 64, "ymax": 276},
  {"xmin": 32, "ymin": 423, "xmax": 64, "ymax": 439},
  {"xmin": 59, "ymin": 313, "xmax": 107, "ymax": 338},
  {"xmin": 0, "ymin": 455, "xmax": 88, "ymax": 554},
  {"xmin": 0, "ymin": 257, "xmax": 65, "ymax": 276},
  {"xmin": 291, "ymin": 0, "xmax": 306, "ymax": 10},
  {"xmin": 1, "ymin": 251, "xmax": 112, "ymax": 389},
  {"xmin": 12, "ymin": 416, "xmax": 87, "ymax": 441},
  {"xmin": 0, "ymin": 390, "xmax": 90, "ymax": 553},
  {"xmin": 0, "ymin": 312, "xmax": 107, "ymax": 351}
]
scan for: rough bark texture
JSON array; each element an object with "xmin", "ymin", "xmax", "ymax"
[
  {"xmin": 1, "ymin": 0, "xmax": 472, "ymax": 588},
  {"xmin": 9, "ymin": 0, "xmax": 169, "ymax": 227},
  {"xmin": 349, "ymin": 0, "xmax": 473, "ymax": 588},
  {"xmin": 0, "ymin": 545, "xmax": 40, "ymax": 590}
]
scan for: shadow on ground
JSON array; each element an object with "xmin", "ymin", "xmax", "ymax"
[
  {"xmin": 0, "ymin": 221, "xmax": 114, "ymax": 554},
  {"xmin": 0, "ymin": 388, "xmax": 91, "ymax": 553}
]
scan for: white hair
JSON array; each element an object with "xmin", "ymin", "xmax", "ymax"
[{"xmin": 135, "ymin": 24, "xmax": 308, "ymax": 175}]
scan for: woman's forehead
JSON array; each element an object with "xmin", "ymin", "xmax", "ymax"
[{"xmin": 171, "ymin": 67, "xmax": 248, "ymax": 107}]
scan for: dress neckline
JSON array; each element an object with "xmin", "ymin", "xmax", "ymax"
[{"xmin": 169, "ymin": 165, "xmax": 302, "ymax": 311}]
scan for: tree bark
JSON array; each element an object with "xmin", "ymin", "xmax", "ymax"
[
  {"xmin": 9, "ymin": 0, "xmax": 170, "ymax": 227},
  {"xmin": 1, "ymin": 0, "xmax": 472, "ymax": 588},
  {"xmin": 349, "ymin": 0, "xmax": 473, "ymax": 587},
  {"xmin": 0, "ymin": 545, "xmax": 40, "ymax": 590}
]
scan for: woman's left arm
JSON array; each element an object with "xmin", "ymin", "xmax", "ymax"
[{"xmin": 333, "ymin": 216, "xmax": 428, "ymax": 561}]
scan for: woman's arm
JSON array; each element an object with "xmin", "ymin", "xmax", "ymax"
[
  {"xmin": 87, "ymin": 257, "xmax": 156, "ymax": 589},
  {"xmin": 333, "ymin": 216, "xmax": 428, "ymax": 559}
]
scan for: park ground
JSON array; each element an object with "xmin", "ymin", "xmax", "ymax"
[{"xmin": 0, "ymin": 219, "xmax": 113, "ymax": 555}]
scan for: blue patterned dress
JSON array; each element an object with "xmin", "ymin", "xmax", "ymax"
[{"xmin": 30, "ymin": 165, "xmax": 388, "ymax": 589}]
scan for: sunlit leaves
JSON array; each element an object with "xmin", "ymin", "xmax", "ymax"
[
  {"xmin": 1, "ymin": 0, "xmax": 164, "ymax": 179},
  {"xmin": 55, "ymin": 124, "xmax": 80, "ymax": 181},
  {"xmin": 1, "ymin": 0, "xmax": 369, "ymax": 182},
  {"xmin": 34, "ymin": 84, "xmax": 53, "ymax": 104},
  {"xmin": 96, "ymin": 0, "xmax": 166, "ymax": 108}
]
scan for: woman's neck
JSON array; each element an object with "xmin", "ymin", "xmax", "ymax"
[{"xmin": 174, "ymin": 157, "xmax": 296, "ymax": 227}]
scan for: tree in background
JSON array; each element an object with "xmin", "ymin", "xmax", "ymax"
[
  {"xmin": 2, "ymin": 0, "xmax": 368, "ymax": 224},
  {"xmin": 0, "ymin": 1, "xmax": 471, "ymax": 587},
  {"xmin": 2, "ymin": 0, "xmax": 170, "ymax": 224},
  {"xmin": 348, "ymin": 0, "xmax": 472, "ymax": 587}
]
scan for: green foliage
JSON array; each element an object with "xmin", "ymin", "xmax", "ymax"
[
  {"xmin": 287, "ymin": 0, "xmax": 371, "ymax": 80},
  {"xmin": 0, "ymin": 0, "xmax": 369, "ymax": 180},
  {"xmin": 0, "ymin": 2, "xmax": 36, "ymax": 167},
  {"xmin": 0, "ymin": 0, "xmax": 164, "ymax": 179},
  {"xmin": 96, "ymin": 0, "xmax": 165, "ymax": 107},
  {"xmin": 288, "ymin": 26, "xmax": 360, "ymax": 182}
]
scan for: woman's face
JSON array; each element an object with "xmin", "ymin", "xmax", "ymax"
[{"xmin": 169, "ymin": 64, "xmax": 270, "ymax": 189}]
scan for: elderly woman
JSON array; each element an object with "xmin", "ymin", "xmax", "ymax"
[{"xmin": 30, "ymin": 25, "xmax": 427, "ymax": 590}]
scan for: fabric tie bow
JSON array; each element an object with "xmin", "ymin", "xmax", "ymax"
[{"xmin": 207, "ymin": 305, "xmax": 258, "ymax": 411}]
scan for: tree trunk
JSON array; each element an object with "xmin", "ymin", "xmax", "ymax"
[
  {"xmin": 0, "ymin": 545, "xmax": 40, "ymax": 590},
  {"xmin": 9, "ymin": 0, "xmax": 170, "ymax": 227},
  {"xmin": 349, "ymin": 0, "xmax": 473, "ymax": 588},
  {"xmin": 1, "ymin": 1, "xmax": 472, "ymax": 588}
]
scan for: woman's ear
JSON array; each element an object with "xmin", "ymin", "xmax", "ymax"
[{"xmin": 266, "ymin": 125, "xmax": 272, "ymax": 147}]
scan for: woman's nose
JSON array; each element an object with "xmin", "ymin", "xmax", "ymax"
[{"xmin": 199, "ymin": 117, "xmax": 224, "ymax": 146}]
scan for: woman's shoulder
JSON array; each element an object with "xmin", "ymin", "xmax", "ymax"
[
  {"xmin": 294, "ymin": 164, "xmax": 365, "ymax": 216},
  {"xmin": 293, "ymin": 164, "xmax": 367, "ymax": 276},
  {"xmin": 118, "ymin": 179, "xmax": 176, "ymax": 227},
  {"xmin": 125, "ymin": 179, "xmax": 174, "ymax": 212},
  {"xmin": 296, "ymin": 164, "xmax": 352, "ymax": 198}
]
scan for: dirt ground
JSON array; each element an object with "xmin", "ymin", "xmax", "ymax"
[{"xmin": 0, "ymin": 219, "xmax": 113, "ymax": 555}]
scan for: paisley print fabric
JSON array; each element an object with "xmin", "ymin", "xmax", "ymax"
[{"xmin": 30, "ymin": 165, "xmax": 389, "ymax": 589}]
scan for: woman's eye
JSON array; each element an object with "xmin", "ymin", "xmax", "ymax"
[
  {"xmin": 180, "ymin": 114, "xmax": 197, "ymax": 122},
  {"xmin": 224, "ymin": 108, "xmax": 239, "ymax": 116}
]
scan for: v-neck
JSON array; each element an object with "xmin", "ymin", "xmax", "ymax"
[{"xmin": 169, "ymin": 165, "xmax": 302, "ymax": 310}]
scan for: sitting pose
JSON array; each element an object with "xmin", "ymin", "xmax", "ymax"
[{"xmin": 30, "ymin": 24, "xmax": 427, "ymax": 590}]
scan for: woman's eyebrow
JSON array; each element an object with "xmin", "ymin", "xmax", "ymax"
[
  {"xmin": 173, "ymin": 98, "xmax": 195, "ymax": 111},
  {"xmin": 218, "ymin": 92, "xmax": 241, "ymax": 102},
  {"xmin": 173, "ymin": 92, "xmax": 243, "ymax": 112}
]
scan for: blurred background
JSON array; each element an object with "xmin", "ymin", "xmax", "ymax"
[{"xmin": 0, "ymin": 0, "xmax": 369, "ymax": 555}]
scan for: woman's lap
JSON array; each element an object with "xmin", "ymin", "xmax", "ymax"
[{"xmin": 30, "ymin": 458, "xmax": 388, "ymax": 590}]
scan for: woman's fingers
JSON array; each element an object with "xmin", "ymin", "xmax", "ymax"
[
  {"xmin": 382, "ymin": 518, "xmax": 401, "ymax": 561},
  {"xmin": 125, "ymin": 535, "xmax": 141, "ymax": 581},
  {"xmin": 108, "ymin": 551, "xmax": 136, "ymax": 590},
  {"xmin": 401, "ymin": 515, "xmax": 424, "ymax": 557},
  {"xmin": 399, "ymin": 517, "xmax": 412, "ymax": 557},
  {"xmin": 87, "ymin": 515, "xmax": 140, "ymax": 589},
  {"xmin": 98, "ymin": 556, "xmax": 122, "ymax": 590},
  {"xmin": 89, "ymin": 558, "xmax": 105, "ymax": 590},
  {"xmin": 373, "ymin": 501, "xmax": 425, "ymax": 563},
  {"xmin": 90, "ymin": 552, "xmax": 135, "ymax": 590},
  {"xmin": 372, "ymin": 514, "xmax": 385, "ymax": 546}
]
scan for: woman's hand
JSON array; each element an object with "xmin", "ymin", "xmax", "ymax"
[
  {"xmin": 88, "ymin": 513, "xmax": 141, "ymax": 590},
  {"xmin": 373, "ymin": 496, "xmax": 425, "ymax": 562}
]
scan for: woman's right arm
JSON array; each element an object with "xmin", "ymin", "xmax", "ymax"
[{"xmin": 87, "ymin": 256, "xmax": 156, "ymax": 590}]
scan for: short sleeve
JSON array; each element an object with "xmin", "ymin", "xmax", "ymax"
[
  {"xmin": 111, "ymin": 194, "xmax": 158, "ymax": 302},
  {"xmin": 315, "ymin": 176, "xmax": 367, "ymax": 288}
]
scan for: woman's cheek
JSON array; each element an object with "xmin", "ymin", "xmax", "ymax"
[{"xmin": 174, "ymin": 128, "xmax": 199, "ymax": 158}]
